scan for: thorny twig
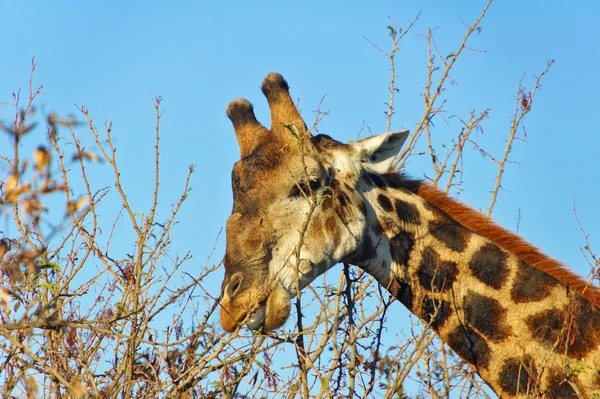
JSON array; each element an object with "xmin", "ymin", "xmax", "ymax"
[{"xmin": 485, "ymin": 59, "xmax": 554, "ymax": 216}]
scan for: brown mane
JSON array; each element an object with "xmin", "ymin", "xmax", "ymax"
[{"xmin": 396, "ymin": 176, "xmax": 600, "ymax": 307}]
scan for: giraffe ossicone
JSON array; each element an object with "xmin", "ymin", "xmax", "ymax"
[{"xmin": 220, "ymin": 72, "xmax": 600, "ymax": 397}]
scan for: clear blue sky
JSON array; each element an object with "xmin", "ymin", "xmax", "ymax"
[{"xmin": 1, "ymin": 0, "xmax": 599, "ymax": 385}]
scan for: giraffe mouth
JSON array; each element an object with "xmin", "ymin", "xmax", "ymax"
[
  {"xmin": 243, "ymin": 284, "xmax": 291, "ymax": 331},
  {"xmin": 246, "ymin": 304, "xmax": 267, "ymax": 330}
]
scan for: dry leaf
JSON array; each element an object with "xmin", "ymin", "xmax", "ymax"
[
  {"xmin": 4, "ymin": 174, "xmax": 18, "ymax": 193},
  {"xmin": 67, "ymin": 195, "xmax": 89, "ymax": 214},
  {"xmin": 3, "ymin": 174, "xmax": 30, "ymax": 203},
  {"xmin": 73, "ymin": 150, "xmax": 101, "ymax": 163},
  {"xmin": 0, "ymin": 239, "xmax": 10, "ymax": 259},
  {"xmin": 21, "ymin": 196, "xmax": 45, "ymax": 222},
  {"xmin": 33, "ymin": 146, "xmax": 51, "ymax": 172}
]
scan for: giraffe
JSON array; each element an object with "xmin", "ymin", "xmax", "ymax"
[{"xmin": 219, "ymin": 72, "xmax": 600, "ymax": 397}]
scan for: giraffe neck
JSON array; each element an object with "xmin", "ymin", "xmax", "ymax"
[{"xmin": 349, "ymin": 172, "xmax": 600, "ymax": 398}]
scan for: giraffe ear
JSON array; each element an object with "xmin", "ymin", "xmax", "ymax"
[{"xmin": 352, "ymin": 130, "xmax": 409, "ymax": 174}]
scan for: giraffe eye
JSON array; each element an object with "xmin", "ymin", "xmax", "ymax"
[
  {"xmin": 290, "ymin": 178, "xmax": 321, "ymax": 197},
  {"xmin": 308, "ymin": 179, "xmax": 321, "ymax": 191}
]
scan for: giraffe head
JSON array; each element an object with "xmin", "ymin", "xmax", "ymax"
[{"xmin": 220, "ymin": 73, "xmax": 408, "ymax": 332}]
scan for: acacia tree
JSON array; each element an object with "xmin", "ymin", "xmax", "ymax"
[{"xmin": 0, "ymin": 1, "xmax": 598, "ymax": 398}]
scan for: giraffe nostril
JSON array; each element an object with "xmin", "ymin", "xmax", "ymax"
[{"xmin": 227, "ymin": 273, "xmax": 243, "ymax": 299}]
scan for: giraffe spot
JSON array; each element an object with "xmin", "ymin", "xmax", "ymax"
[
  {"xmin": 464, "ymin": 291, "xmax": 512, "ymax": 342},
  {"xmin": 389, "ymin": 230, "xmax": 414, "ymax": 267},
  {"xmin": 446, "ymin": 325, "xmax": 491, "ymax": 371},
  {"xmin": 469, "ymin": 243, "xmax": 509, "ymax": 289},
  {"xmin": 417, "ymin": 247, "xmax": 458, "ymax": 292},
  {"xmin": 429, "ymin": 220, "xmax": 471, "ymax": 252},
  {"xmin": 527, "ymin": 309, "xmax": 563, "ymax": 350},
  {"xmin": 325, "ymin": 216, "xmax": 341, "ymax": 248},
  {"xmin": 390, "ymin": 279, "xmax": 413, "ymax": 310},
  {"xmin": 544, "ymin": 371, "xmax": 579, "ymax": 398},
  {"xmin": 498, "ymin": 356, "xmax": 538, "ymax": 396},
  {"xmin": 564, "ymin": 297, "xmax": 600, "ymax": 356},
  {"xmin": 321, "ymin": 196, "xmax": 333, "ymax": 211},
  {"xmin": 421, "ymin": 296, "xmax": 451, "ymax": 331},
  {"xmin": 526, "ymin": 299, "xmax": 600, "ymax": 359},
  {"xmin": 337, "ymin": 192, "xmax": 349, "ymax": 207},
  {"xmin": 395, "ymin": 199, "xmax": 421, "ymax": 225},
  {"xmin": 511, "ymin": 260, "xmax": 559, "ymax": 303},
  {"xmin": 377, "ymin": 194, "xmax": 394, "ymax": 213},
  {"xmin": 357, "ymin": 201, "xmax": 367, "ymax": 217},
  {"xmin": 422, "ymin": 199, "xmax": 453, "ymax": 222},
  {"xmin": 325, "ymin": 216, "xmax": 337, "ymax": 235}
]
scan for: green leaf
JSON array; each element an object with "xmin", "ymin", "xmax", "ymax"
[
  {"xmin": 37, "ymin": 282, "xmax": 60, "ymax": 293},
  {"xmin": 387, "ymin": 25, "xmax": 396, "ymax": 37},
  {"xmin": 569, "ymin": 361, "xmax": 590, "ymax": 373},
  {"xmin": 10, "ymin": 290, "xmax": 24, "ymax": 303},
  {"xmin": 38, "ymin": 260, "xmax": 61, "ymax": 272},
  {"xmin": 280, "ymin": 141, "xmax": 294, "ymax": 153},
  {"xmin": 282, "ymin": 123, "xmax": 298, "ymax": 139},
  {"xmin": 446, "ymin": 53, "xmax": 455, "ymax": 60}
]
